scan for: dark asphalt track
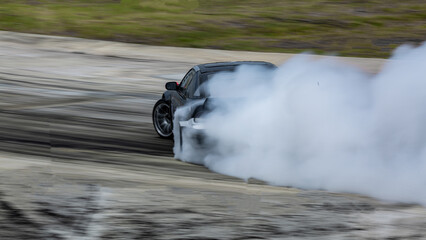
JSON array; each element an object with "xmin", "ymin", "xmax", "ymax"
[
  {"xmin": 0, "ymin": 45, "xmax": 181, "ymax": 162},
  {"xmin": 0, "ymin": 31, "xmax": 425, "ymax": 240}
]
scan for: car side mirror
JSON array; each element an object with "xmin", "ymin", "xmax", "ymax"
[{"xmin": 165, "ymin": 82, "xmax": 178, "ymax": 90}]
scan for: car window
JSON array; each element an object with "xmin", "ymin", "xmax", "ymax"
[
  {"xmin": 180, "ymin": 69, "xmax": 195, "ymax": 90},
  {"xmin": 186, "ymin": 78, "xmax": 199, "ymax": 98},
  {"xmin": 194, "ymin": 71, "xmax": 233, "ymax": 98},
  {"xmin": 180, "ymin": 69, "xmax": 198, "ymax": 98},
  {"xmin": 193, "ymin": 82, "xmax": 208, "ymax": 98},
  {"xmin": 205, "ymin": 71, "xmax": 233, "ymax": 82}
]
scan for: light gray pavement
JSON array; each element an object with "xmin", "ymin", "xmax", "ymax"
[{"xmin": 1, "ymin": 31, "xmax": 425, "ymax": 239}]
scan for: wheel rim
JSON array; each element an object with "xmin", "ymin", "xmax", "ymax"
[{"xmin": 154, "ymin": 102, "xmax": 173, "ymax": 137}]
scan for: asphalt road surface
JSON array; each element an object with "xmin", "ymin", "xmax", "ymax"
[{"xmin": 1, "ymin": 31, "xmax": 425, "ymax": 240}]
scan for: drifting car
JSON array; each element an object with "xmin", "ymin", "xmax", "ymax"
[{"xmin": 152, "ymin": 61, "xmax": 277, "ymax": 140}]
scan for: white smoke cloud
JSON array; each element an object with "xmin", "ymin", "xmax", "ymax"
[{"xmin": 174, "ymin": 43, "xmax": 426, "ymax": 206}]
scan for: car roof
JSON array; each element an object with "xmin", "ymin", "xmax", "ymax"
[{"xmin": 196, "ymin": 61, "xmax": 276, "ymax": 73}]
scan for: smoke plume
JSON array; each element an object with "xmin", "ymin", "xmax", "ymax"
[{"xmin": 174, "ymin": 43, "xmax": 426, "ymax": 206}]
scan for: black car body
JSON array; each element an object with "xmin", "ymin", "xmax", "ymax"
[{"xmin": 152, "ymin": 61, "xmax": 276, "ymax": 139}]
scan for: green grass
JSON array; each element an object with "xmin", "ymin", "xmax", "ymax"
[{"xmin": 0, "ymin": 0, "xmax": 425, "ymax": 57}]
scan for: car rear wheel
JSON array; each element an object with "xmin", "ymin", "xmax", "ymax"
[{"xmin": 152, "ymin": 99, "xmax": 173, "ymax": 138}]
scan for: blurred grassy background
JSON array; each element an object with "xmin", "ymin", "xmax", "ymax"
[{"xmin": 0, "ymin": 0, "xmax": 425, "ymax": 57}]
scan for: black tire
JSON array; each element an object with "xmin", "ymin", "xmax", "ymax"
[{"xmin": 152, "ymin": 99, "xmax": 173, "ymax": 138}]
